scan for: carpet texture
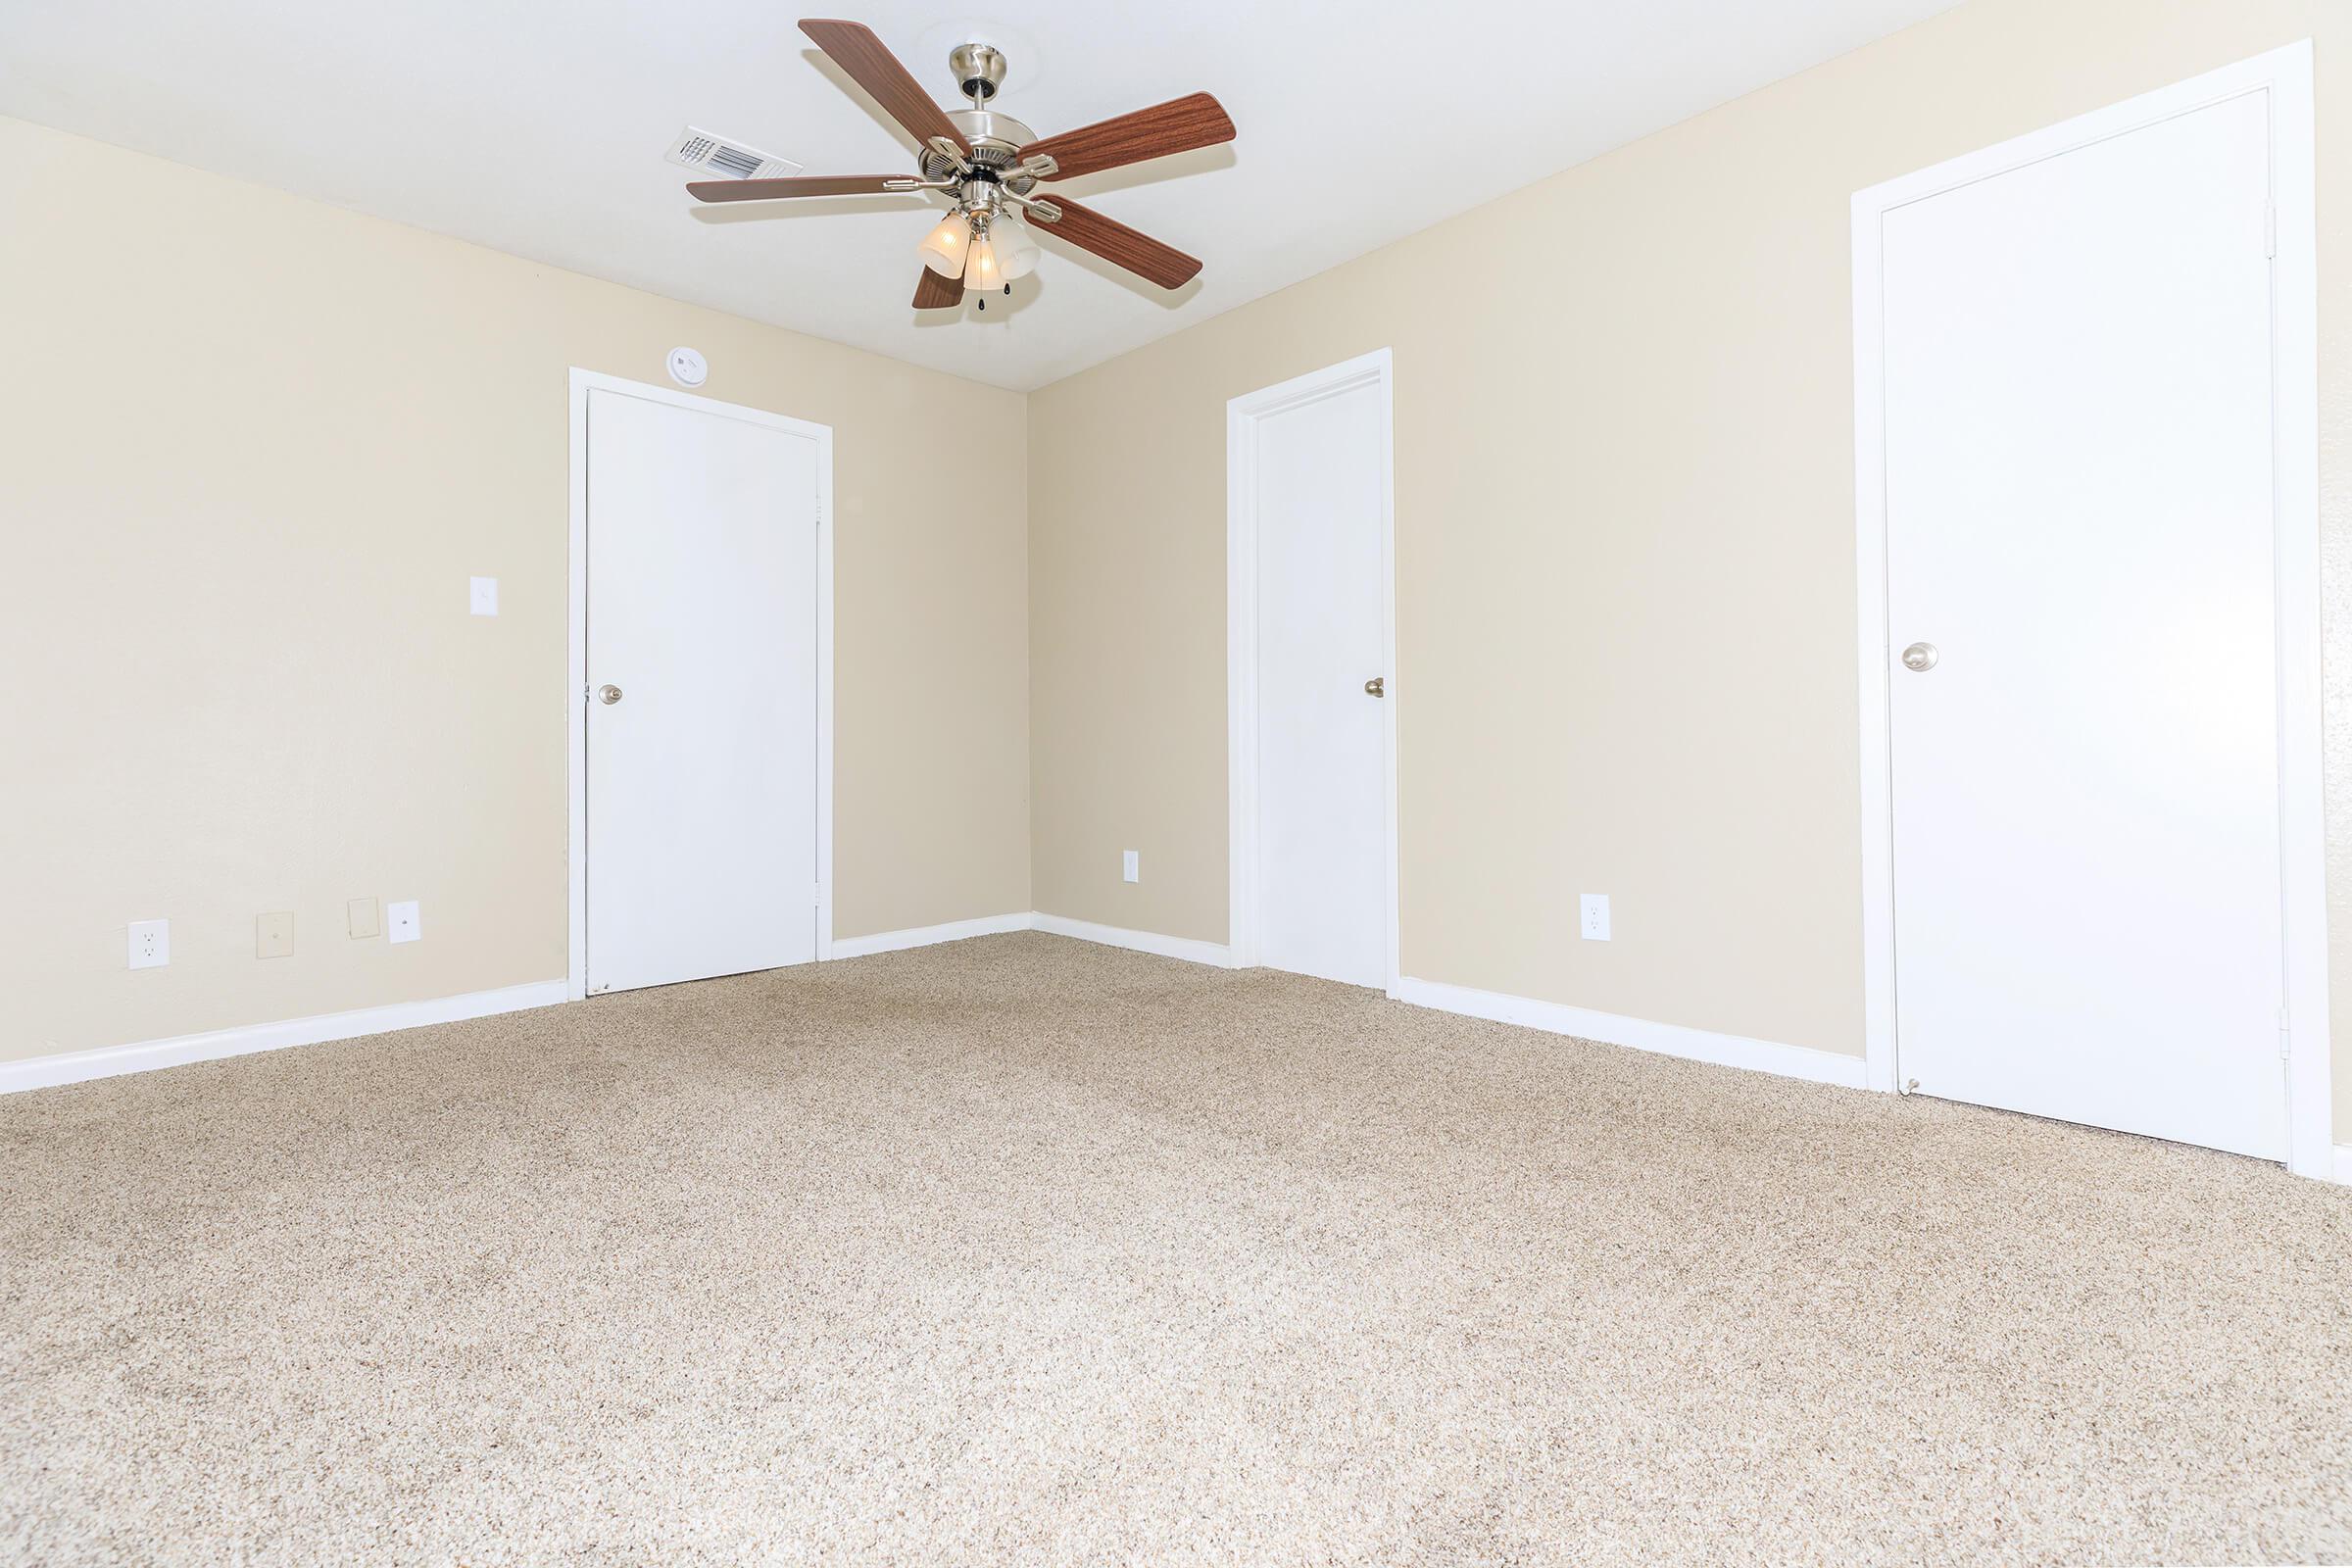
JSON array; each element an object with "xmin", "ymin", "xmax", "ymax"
[{"xmin": 3, "ymin": 931, "xmax": 2349, "ymax": 1566}]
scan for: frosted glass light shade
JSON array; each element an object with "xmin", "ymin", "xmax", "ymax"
[
  {"xmin": 995, "ymin": 218, "xmax": 1040, "ymax": 280},
  {"xmin": 967, "ymin": 233, "xmax": 1003, "ymax": 290},
  {"xmin": 918, "ymin": 214, "xmax": 970, "ymax": 277}
]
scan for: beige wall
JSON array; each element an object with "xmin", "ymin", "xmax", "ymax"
[
  {"xmin": 1026, "ymin": 0, "xmax": 2352, "ymax": 1129},
  {"xmin": 0, "ymin": 117, "xmax": 1030, "ymax": 1062}
]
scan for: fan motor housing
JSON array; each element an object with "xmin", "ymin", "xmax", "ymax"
[{"xmin": 923, "ymin": 107, "xmax": 1041, "ymax": 192}]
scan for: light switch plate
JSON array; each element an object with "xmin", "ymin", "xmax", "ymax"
[
  {"xmin": 469, "ymin": 576, "xmax": 499, "ymax": 615},
  {"xmin": 347, "ymin": 897, "xmax": 380, "ymax": 939},
  {"xmin": 256, "ymin": 910, "xmax": 294, "ymax": 958},
  {"xmin": 127, "ymin": 918, "xmax": 170, "ymax": 969},
  {"xmin": 1579, "ymin": 893, "xmax": 1611, "ymax": 942},
  {"xmin": 386, "ymin": 900, "xmax": 421, "ymax": 944},
  {"xmin": 1122, "ymin": 850, "xmax": 1140, "ymax": 883}
]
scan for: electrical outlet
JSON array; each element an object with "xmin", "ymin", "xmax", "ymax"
[
  {"xmin": 256, "ymin": 911, "xmax": 294, "ymax": 958},
  {"xmin": 127, "ymin": 918, "xmax": 170, "ymax": 969},
  {"xmin": 1580, "ymin": 894, "xmax": 1611, "ymax": 942},
  {"xmin": 386, "ymin": 900, "xmax": 421, "ymax": 945},
  {"xmin": 1122, "ymin": 850, "xmax": 1140, "ymax": 883},
  {"xmin": 347, "ymin": 897, "xmax": 380, "ymax": 939}
]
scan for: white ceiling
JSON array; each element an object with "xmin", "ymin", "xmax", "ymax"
[{"xmin": 0, "ymin": 0, "xmax": 1957, "ymax": 391}]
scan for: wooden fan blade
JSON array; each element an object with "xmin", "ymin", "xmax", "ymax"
[
  {"xmin": 912, "ymin": 264, "xmax": 965, "ymax": 309},
  {"xmin": 1035, "ymin": 197, "xmax": 1201, "ymax": 290},
  {"xmin": 1020, "ymin": 92, "xmax": 1235, "ymax": 181},
  {"xmin": 688, "ymin": 175, "xmax": 905, "ymax": 203},
  {"xmin": 801, "ymin": 19, "xmax": 970, "ymax": 153}
]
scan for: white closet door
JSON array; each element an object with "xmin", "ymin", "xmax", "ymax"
[
  {"xmin": 585, "ymin": 387, "xmax": 820, "ymax": 995},
  {"xmin": 1881, "ymin": 92, "xmax": 2285, "ymax": 1156},
  {"xmin": 1255, "ymin": 379, "xmax": 1389, "ymax": 989}
]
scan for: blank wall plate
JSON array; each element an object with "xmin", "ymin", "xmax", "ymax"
[
  {"xmin": 1122, "ymin": 850, "xmax": 1140, "ymax": 883},
  {"xmin": 256, "ymin": 910, "xmax": 294, "ymax": 958},
  {"xmin": 469, "ymin": 576, "xmax": 499, "ymax": 615},
  {"xmin": 1580, "ymin": 894, "xmax": 1611, "ymax": 942},
  {"xmin": 347, "ymin": 897, "xmax": 380, "ymax": 939},
  {"xmin": 127, "ymin": 918, "xmax": 170, "ymax": 969},
  {"xmin": 387, "ymin": 900, "xmax": 421, "ymax": 944}
]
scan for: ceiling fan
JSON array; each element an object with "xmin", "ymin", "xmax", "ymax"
[{"xmin": 688, "ymin": 19, "xmax": 1235, "ymax": 311}]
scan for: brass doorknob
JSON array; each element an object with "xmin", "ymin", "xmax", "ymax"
[{"xmin": 1364, "ymin": 676, "xmax": 1385, "ymax": 698}]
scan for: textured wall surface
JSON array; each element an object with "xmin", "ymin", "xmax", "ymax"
[
  {"xmin": 0, "ymin": 119, "xmax": 1031, "ymax": 1061},
  {"xmin": 1026, "ymin": 0, "xmax": 2351, "ymax": 1130}
]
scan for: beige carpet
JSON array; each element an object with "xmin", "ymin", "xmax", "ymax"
[{"xmin": 3, "ymin": 932, "xmax": 2349, "ymax": 1566}]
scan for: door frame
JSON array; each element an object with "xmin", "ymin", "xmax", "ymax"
[
  {"xmin": 565, "ymin": 368, "xmax": 836, "ymax": 1001},
  {"xmin": 1848, "ymin": 42, "xmax": 2328, "ymax": 1176},
  {"xmin": 1226, "ymin": 348, "xmax": 1400, "ymax": 991}
]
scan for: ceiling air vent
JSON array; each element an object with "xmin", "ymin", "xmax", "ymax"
[{"xmin": 664, "ymin": 126, "xmax": 802, "ymax": 182}]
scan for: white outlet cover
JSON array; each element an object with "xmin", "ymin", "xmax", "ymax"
[
  {"xmin": 1579, "ymin": 893, "xmax": 1611, "ymax": 942},
  {"xmin": 256, "ymin": 910, "xmax": 295, "ymax": 958},
  {"xmin": 127, "ymin": 917, "xmax": 170, "ymax": 968},
  {"xmin": 469, "ymin": 576, "xmax": 499, "ymax": 615},
  {"xmin": 1122, "ymin": 850, "xmax": 1140, "ymax": 883},
  {"xmin": 387, "ymin": 900, "xmax": 421, "ymax": 944}
]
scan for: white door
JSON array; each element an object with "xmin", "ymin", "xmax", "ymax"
[
  {"xmin": 1881, "ymin": 92, "xmax": 2285, "ymax": 1156},
  {"xmin": 585, "ymin": 385, "xmax": 823, "ymax": 994},
  {"xmin": 1252, "ymin": 373, "xmax": 1390, "ymax": 988}
]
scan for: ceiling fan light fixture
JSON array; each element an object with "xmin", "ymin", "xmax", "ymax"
[
  {"xmin": 967, "ymin": 232, "xmax": 1004, "ymax": 291},
  {"xmin": 918, "ymin": 213, "xmax": 971, "ymax": 277},
  {"xmin": 995, "ymin": 218, "xmax": 1040, "ymax": 280},
  {"xmin": 697, "ymin": 24, "xmax": 1233, "ymax": 312}
]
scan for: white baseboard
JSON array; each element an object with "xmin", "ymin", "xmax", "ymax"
[
  {"xmin": 1030, "ymin": 912, "xmax": 1239, "ymax": 968},
  {"xmin": 27, "ymin": 946, "xmax": 2327, "ymax": 1180},
  {"xmin": 2333, "ymin": 1145, "xmax": 2352, "ymax": 1186},
  {"xmin": 1391, "ymin": 975, "xmax": 1869, "ymax": 1090},
  {"xmin": 3, "ymin": 912, "xmax": 1234, "ymax": 1097},
  {"xmin": 0, "ymin": 979, "xmax": 569, "ymax": 1096},
  {"xmin": 828, "ymin": 911, "xmax": 1033, "ymax": 959},
  {"xmin": 831, "ymin": 910, "xmax": 1237, "ymax": 969}
]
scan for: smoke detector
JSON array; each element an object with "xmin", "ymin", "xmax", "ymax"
[{"xmin": 665, "ymin": 126, "xmax": 801, "ymax": 182}]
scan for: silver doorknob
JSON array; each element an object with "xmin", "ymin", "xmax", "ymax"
[
  {"xmin": 1901, "ymin": 643, "xmax": 1938, "ymax": 672},
  {"xmin": 1364, "ymin": 676, "xmax": 1385, "ymax": 698},
  {"xmin": 597, "ymin": 684, "xmax": 624, "ymax": 705}
]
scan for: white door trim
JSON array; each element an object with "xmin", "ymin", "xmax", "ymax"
[
  {"xmin": 1226, "ymin": 348, "xmax": 1400, "ymax": 992},
  {"xmin": 1849, "ymin": 42, "xmax": 2328, "ymax": 1176},
  {"xmin": 566, "ymin": 368, "xmax": 836, "ymax": 1002}
]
